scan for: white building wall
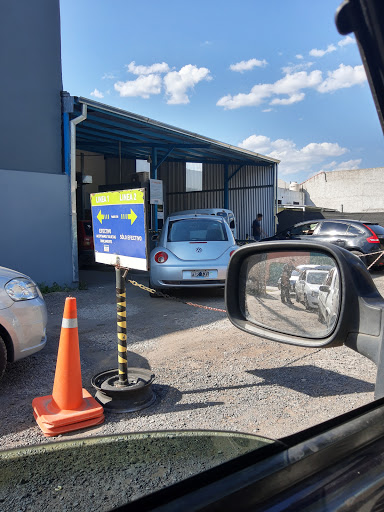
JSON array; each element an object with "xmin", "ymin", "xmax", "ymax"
[
  {"xmin": 302, "ymin": 168, "xmax": 384, "ymax": 212},
  {"xmin": 277, "ymin": 180, "xmax": 305, "ymax": 205}
]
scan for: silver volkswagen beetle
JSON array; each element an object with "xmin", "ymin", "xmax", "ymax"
[
  {"xmin": 0, "ymin": 266, "xmax": 47, "ymax": 381},
  {"xmin": 149, "ymin": 213, "xmax": 238, "ymax": 295}
]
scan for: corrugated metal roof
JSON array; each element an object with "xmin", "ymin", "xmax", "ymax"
[{"xmin": 72, "ymin": 97, "xmax": 280, "ymax": 167}]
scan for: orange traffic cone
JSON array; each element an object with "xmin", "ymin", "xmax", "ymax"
[{"xmin": 32, "ymin": 297, "xmax": 104, "ymax": 437}]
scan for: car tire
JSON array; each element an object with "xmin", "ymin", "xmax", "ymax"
[
  {"xmin": 295, "ymin": 293, "xmax": 300, "ymax": 303},
  {"xmin": 0, "ymin": 336, "xmax": 7, "ymax": 382},
  {"xmin": 304, "ymin": 295, "xmax": 311, "ymax": 310}
]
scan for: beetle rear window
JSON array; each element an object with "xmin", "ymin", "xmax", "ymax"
[{"xmin": 168, "ymin": 219, "xmax": 228, "ymax": 242}]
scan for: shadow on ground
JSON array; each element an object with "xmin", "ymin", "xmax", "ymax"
[{"xmin": 248, "ymin": 365, "xmax": 374, "ymax": 397}]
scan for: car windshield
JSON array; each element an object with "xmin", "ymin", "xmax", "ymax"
[
  {"xmin": 5, "ymin": 0, "xmax": 384, "ymax": 510},
  {"xmin": 167, "ymin": 219, "xmax": 228, "ymax": 242},
  {"xmin": 307, "ymin": 271, "xmax": 328, "ymax": 284}
]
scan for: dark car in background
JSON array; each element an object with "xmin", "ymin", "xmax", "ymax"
[
  {"xmin": 264, "ymin": 219, "xmax": 384, "ymax": 268},
  {"xmin": 77, "ymin": 220, "xmax": 94, "ymax": 267}
]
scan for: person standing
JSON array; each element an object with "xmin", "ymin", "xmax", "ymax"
[
  {"xmin": 252, "ymin": 213, "xmax": 266, "ymax": 241},
  {"xmin": 280, "ymin": 261, "xmax": 295, "ymax": 305}
]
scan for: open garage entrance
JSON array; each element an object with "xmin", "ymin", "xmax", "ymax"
[{"xmin": 63, "ymin": 95, "xmax": 279, "ymax": 278}]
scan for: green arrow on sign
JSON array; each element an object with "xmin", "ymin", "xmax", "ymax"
[
  {"xmin": 97, "ymin": 210, "xmax": 105, "ymax": 224},
  {"xmin": 128, "ymin": 209, "xmax": 137, "ymax": 225}
]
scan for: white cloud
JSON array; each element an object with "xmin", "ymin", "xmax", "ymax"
[
  {"xmin": 163, "ymin": 65, "xmax": 212, "ymax": 104},
  {"xmin": 217, "ymin": 70, "xmax": 322, "ymax": 109},
  {"xmin": 126, "ymin": 61, "xmax": 170, "ymax": 75},
  {"xmin": 317, "ymin": 64, "xmax": 366, "ymax": 93},
  {"xmin": 262, "ymin": 108, "xmax": 273, "ymax": 112},
  {"xmin": 282, "ymin": 61, "xmax": 313, "ymax": 74},
  {"xmin": 309, "ymin": 44, "xmax": 337, "ymax": 57},
  {"xmin": 229, "ymin": 58, "xmax": 267, "ymax": 73},
  {"xmin": 90, "ymin": 88, "xmax": 104, "ymax": 99},
  {"xmin": 201, "ymin": 40, "xmax": 212, "ymax": 46},
  {"xmin": 296, "ymin": 54, "xmax": 304, "ymax": 60},
  {"xmin": 332, "ymin": 159, "xmax": 362, "ymax": 170},
  {"xmin": 338, "ymin": 35, "xmax": 355, "ymax": 47},
  {"xmin": 270, "ymin": 93, "xmax": 305, "ymax": 105},
  {"xmin": 114, "ymin": 74, "xmax": 162, "ymax": 98},
  {"xmin": 273, "ymin": 70, "xmax": 322, "ymax": 94},
  {"xmin": 217, "ymin": 60, "xmax": 367, "ymax": 110},
  {"xmin": 102, "ymin": 73, "xmax": 116, "ymax": 80},
  {"xmin": 239, "ymin": 134, "xmax": 348, "ymax": 175}
]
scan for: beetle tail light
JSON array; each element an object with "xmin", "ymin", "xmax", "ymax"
[
  {"xmin": 154, "ymin": 251, "xmax": 168, "ymax": 263},
  {"xmin": 230, "ymin": 250, "xmax": 236, "ymax": 257}
]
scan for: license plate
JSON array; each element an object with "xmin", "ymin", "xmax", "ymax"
[{"xmin": 191, "ymin": 270, "xmax": 210, "ymax": 278}]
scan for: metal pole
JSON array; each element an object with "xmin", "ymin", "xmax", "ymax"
[
  {"xmin": 116, "ymin": 265, "xmax": 128, "ymax": 386},
  {"xmin": 224, "ymin": 164, "xmax": 229, "ymax": 209}
]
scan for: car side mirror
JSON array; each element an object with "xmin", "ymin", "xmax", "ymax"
[{"xmin": 225, "ymin": 240, "xmax": 384, "ymax": 399}]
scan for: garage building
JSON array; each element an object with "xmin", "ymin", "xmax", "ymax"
[{"xmin": 1, "ymin": 0, "xmax": 279, "ymax": 286}]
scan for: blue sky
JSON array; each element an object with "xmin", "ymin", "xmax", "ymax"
[{"xmin": 60, "ymin": 0, "xmax": 384, "ymax": 184}]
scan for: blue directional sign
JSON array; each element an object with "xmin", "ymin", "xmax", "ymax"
[{"xmin": 90, "ymin": 188, "xmax": 148, "ymax": 270}]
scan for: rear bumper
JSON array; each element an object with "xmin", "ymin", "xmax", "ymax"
[{"xmin": 150, "ymin": 264, "xmax": 228, "ymax": 289}]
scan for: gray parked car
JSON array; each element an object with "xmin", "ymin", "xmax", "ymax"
[
  {"xmin": 149, "ymin": 213, "xmax": 238, "ymax": 295},
  {"xmin": 264, "ymin": 219, "xmax": 384, "ymax": 268},
  {"xmin": 0, "ymin": 266, "xmax": 47, "ymax": 381}
]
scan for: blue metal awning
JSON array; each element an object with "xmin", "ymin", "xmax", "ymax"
[{"xmin": 71, "ymin": 97, "xmax": 279, "ymax": 167}]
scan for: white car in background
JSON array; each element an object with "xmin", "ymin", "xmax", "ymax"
[
  {"xmin": 295, "ymin": 268, "xmax": 330, "ymax": 310},
  {"xmin": 278, "ymin": 264, "xmax": 329, "ymax": 294},
  {"xmin": 149, "ymin": 213, "xmax": 237, "ymax": 296},
  {"xmin": 318, "ymin": 267, "xmax": 340, "ymax": 329},
  {"xmin": 0, "ymin": 266, "xmax": 47, "ymax": 381}
]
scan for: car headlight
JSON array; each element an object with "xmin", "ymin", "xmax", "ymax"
[{"xmin": 5, "ymin": 278, "xmax": 39, "ymax": 301}]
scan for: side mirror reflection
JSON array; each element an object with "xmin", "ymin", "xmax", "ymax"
[{"xmin": 240, "ymin": 251, "xmax": 340, "ymax": 338}]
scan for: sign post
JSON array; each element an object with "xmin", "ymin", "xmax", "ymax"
[{"xmin": 90, "ymin": 189, "xmax": 156, "ymax": 412}]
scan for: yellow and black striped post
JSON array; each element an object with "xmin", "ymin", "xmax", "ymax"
[{"xmin": 116, "ymin": 266, "xmax": 128, "ymax": 386}]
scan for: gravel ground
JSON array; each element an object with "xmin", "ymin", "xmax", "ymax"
[{"xmin": 0, "ymin": 266, "xmax": 383, "ymax": 509}]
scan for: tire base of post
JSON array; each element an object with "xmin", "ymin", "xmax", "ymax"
[{"xmin": 91, "ymin": 368, "xmax": 156, "ymax": 413}]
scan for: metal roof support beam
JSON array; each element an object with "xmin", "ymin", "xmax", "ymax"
[
  {"xmin": 224, "ymin": 164, "xmax": 229, "ymax": 209},
  {"xmin": 154, "ymin": 146, "xmax": 174, "ymax": 172},
  {"xmin": 151, "ymin": 147, "xmax": 158, "ymax": 231},
  {"xmin": 229, "ymin": 164, "xmax": 245, "ymax": 181}
]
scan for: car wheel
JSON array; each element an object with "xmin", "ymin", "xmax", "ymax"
[
  {"xmin": 0, "ymin": 336, "xmax": 7, "ymax": 382},
  {"xmin": 295, "ymin": 293, "xmax": 300, "ymax": 303},
  {"xmin": 304, "ymin": 295, "xmax": 311, "ymax": 310}
]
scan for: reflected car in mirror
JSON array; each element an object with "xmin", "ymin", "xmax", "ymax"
[
  {"xmin": 318, "ymin": 266, "xmax": 340, "ymax": 329},
  {"xmin": 294, "ymin": 267, "xmax": 331, "ymax": 310}
]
